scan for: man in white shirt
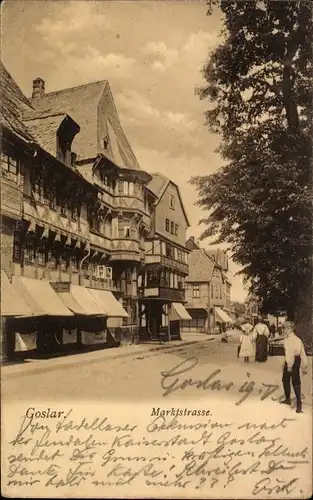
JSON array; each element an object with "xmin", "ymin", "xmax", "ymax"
[{"xmin": 281, "ymin": 321, "xmax": 308, "ymax": 413}]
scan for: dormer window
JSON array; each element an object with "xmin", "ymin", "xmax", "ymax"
[
  {"xmin": 57, "ymin": 135, "xmax": 71, "ymax": 166},
  {"xmin": 56, "ymin": 116, "xmax": 80, "ymax": 167}
]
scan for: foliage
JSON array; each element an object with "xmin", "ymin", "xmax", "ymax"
[{"xmin": 192, "ymin": 0, "xmax": 312, "ymax": 321}]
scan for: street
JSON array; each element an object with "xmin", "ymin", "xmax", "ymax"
[
  {"xmin": 2, "ymin": 333, "xmax": 312, "ymax": 409},
  {"xmin": 2, "ymin": 333, "xmax": 312, "ymax": 499}
]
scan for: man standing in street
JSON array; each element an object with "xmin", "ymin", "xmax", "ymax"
[{"xmin": 281, "ymin": 321, "xmax": 308, "ymax": 413}]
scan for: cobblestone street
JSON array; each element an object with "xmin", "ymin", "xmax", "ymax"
[{"xmin": 3, "ymin": 334, "xmax": 312, "ymax": 411}]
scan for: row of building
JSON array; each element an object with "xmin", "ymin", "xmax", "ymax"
[{"xmin": 0, "ymin": 62, "xmax": 234, "ymax": 360}]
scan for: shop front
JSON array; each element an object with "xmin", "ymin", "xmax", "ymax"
[
  {"xmin": 9, "ymin": 276, "xmax": 73, "ymax": 358},
  {"xmin": 181, "ymin": 307, "xmax": 209, "ymax": 333},
  {"xmin": 214, "ymin": 307, "xmax": 234, "ymax": 333},
  {"xmin": 139, "ymin": 300, "xmax": 191, "ymax": 341},
  {"xmin": 1, "ymin": 270, "xmax": 35, "ymax": 362}
]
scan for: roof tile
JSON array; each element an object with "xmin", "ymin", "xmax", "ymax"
[
  {"xmin": 186, "ymin": 249, "xmax": 214, "ymax": 282},
  {"xmin": 0, "ymin": 62, "xmax": 35, "ymax": 143}
]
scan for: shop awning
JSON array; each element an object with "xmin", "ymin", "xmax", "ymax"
[
  {"xmin": 1, "ymin": 271, "xmax": 33, "ymax": 317},
  {"xmin": 215, "ymin": 307, "xmax": 234, "ymax": 324},
  {"xmin": 70, "ymin": 285, "xmax": 106, "ymax": 316},
  {"xmin": 169, "ymin": 302, "xmax": 192, "ymax": 321},
  {"xmin": 88, "ymin": 289, "xmax": 129, "ymax": 318},
  {"xmin": 57, "ymin": 291, "xmax": 88, "ymax": 315},
  {"xmin": 12, "ymin": 276, "xmax": 73, "ymax": 317}
]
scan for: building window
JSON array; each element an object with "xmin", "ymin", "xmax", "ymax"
[
  {"xmin": 169, "ymin": 195, "xmax": 175, "ymax": 209},
  {"xmin": 71, "ymin": 203, "xmax": 78, "ymax": 221},
  {"xmin": 13, "ymin": 232, "xmax": 21, "ymax": 263},
  {"xmin": 61, "ymin": 201, "xmax": 68, "ymax": 217},
  {"xmin": 147, "ymin": 270, "xmax": 159, "ymax": 287},
  {"xmin": 178, "ymin": 278, "xmax": 185, "ymax": 289},
  {"xmin": 122, "ymin": 181, "xmax": 134, "ymax": 196},
  {"xmin": 165, "ymin": 219, "xmax": 169, "ymax": 232},
  {"xmin": 90, "ymin": 211, "xmax": 101, "ymax": 233},
  {"xmin": 174, "ymin": 274, "xmax": 178, "ymax": 288},
  {"xmin": 123, "ymin": 225, "xmax": 131, "ymax": 238},
  {"xmin": 24, "ymin": 237, "xmax": 35, "ymax": 265},
  {"xmin": 175, "ymin": 224, "xmax": 178, "ymax": 236},
  {"xmin": 1, "ymin": 152, "xmax": 18, "ymax": 180},
  {"xmin": 144, "ymin": 192, "xmax": 149, "ymax": 212},
  {"xmin": 57, "ymin": 134, "xmax": 71, "ymax": 166},
  {"xmin": 70, "ymin": 254, "xmax": 78, "ymax": 273},
  {"xmin": 48, "ymin": 249, "xmax": 59, "ymax": 269},
  {"xmin": 193, "ymin": 285, "xmax": 200, "ymax": 298},
  {"xmin": 213, "ymin": 268, "xmax": 220, "ymax": 278},
  {"xmin": 32, "ymin": 175, "xmax": 45, "ymax": 203},
  {"xmin": 211, "ymin": 284, "xmax": 214, "ymax": 298},
  {"xmin": 49, "ymin": 190, "xmax": 57, "ymax": 210},
  {"xmin": 170, "ymin": 221, "xmax": 174, "ymax": 234},
  {"xmin": 60, "ymin": 253, "xmax": 69, "ymax": 271},
  {"xmin": 165, "ymin": 243, "xmax": 174, "ymax": 258},
  {"xmin": 36, "ymin": 242, "xmax": 46, "ymax": 266}
]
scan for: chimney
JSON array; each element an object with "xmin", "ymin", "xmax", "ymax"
[
  {"xmin": 32, "ymin": 78, "xmax": 45, "ymax": 99},
  {"xmin": 190, "ymin": 236, "xmax": 195, "ymax": 242}
]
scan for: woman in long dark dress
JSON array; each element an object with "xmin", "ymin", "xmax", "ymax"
[{"xmin": 252, "ymin": 318, "xmax": 270, "ymax": 362}]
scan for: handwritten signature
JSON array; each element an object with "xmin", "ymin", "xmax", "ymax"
[{"xmin": 160, "ymin": 357, "xmax": 302, "ymax": 406}]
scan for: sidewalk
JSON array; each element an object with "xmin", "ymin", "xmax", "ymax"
[{"xmin": 1, "ymin": 332, "xmax": 214, "ymax": 380}]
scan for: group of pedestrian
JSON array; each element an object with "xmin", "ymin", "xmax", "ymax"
[
  {"xmin": 238, "ymin": 316, "xmax": 269, "ymax": 363},
  {"xmin": 238, "ymin": 317, "xmax": 308, "ymax": 413}
]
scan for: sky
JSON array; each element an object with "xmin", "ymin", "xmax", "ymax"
[{"xmin": 1, "ymin": 0, "xmax": 247, "ymax": 302}]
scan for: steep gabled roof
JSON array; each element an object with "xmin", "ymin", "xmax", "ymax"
[
  {"xmin": 206, "ymin": 248, "xmax": 229, "ymax": 271},
  {"xmin": 103, "ymin": 83, "xmax": 141, "ymax": 171},
  {"xmin": 185, "ymin": 237, "xmax": 200, "ymax": 250},
  {"xmin": 147, "ymin": 173, "xmax": 168, "ymax": 198},
  {"xmin": 29, "ymin": 80, "xmax": 141, "ymax": 171},
  {"xmin": 29, "ymin": 80, "xmax": 106, "ymax": 161},
  {"xmin": 0, "ymin": 62, "xmax": 35, "ymax": 143},
  {"xmin": 185, "ymin": 249, "xmax": 215, "ymax": 282},
  {"xmin": 147, "ymin": 172, "xmax": 190, "ymax": 226}
]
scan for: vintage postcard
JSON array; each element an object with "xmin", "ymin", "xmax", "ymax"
[{"xmin": 1, "ymin": 0, "xmax": 312, "ymax": 498}]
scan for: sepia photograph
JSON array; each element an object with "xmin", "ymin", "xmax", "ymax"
[{"xmin": 0, "ymin": 0, "xmax": 312, "ymax": 498}]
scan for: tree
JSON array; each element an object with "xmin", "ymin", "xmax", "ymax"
[{"xmin": 191, "ymin": 1, "xmax": 312, "ymax": 347}]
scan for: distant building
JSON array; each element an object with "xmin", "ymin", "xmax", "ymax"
[
  {"xmin": 230, "ymin": 301, "xmax": 245, "ymax": 323},
  {"xmin": 138, "ymin": 173, "xmax": 191, "ymax": 340},
  {"xmin": 182, "ymin": 238, "xmax": 233, "ymax": 333},
  {"xmin": 244, "ymin": 294, "xmax": 260, "ymax": 325}
]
